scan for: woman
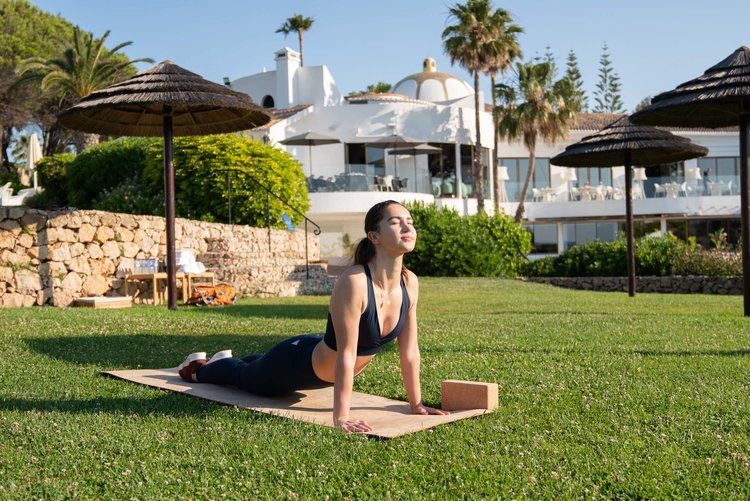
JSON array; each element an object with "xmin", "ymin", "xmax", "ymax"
[{"xmin": 177, "ymin": 200, "xmax": 448, "ymax": 433}]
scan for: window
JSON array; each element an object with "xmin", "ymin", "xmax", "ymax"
[
  {"xmin": 345, "ymin": 144, "xmax": 385, "ymax": 174},
  {"xmin": 574, "ymin": 167, "xmax": 613, "ymax": 187},
  {"xmin": 261, "ymin": 95, "xmax": 275, "ymax": 108},
  {"xmin": 499, "ymin": 158, "xmax": 552, "ymax": 202},
  {"xmin": 525, "ymin": 224, "xmax": 557, "ymax": 253}
]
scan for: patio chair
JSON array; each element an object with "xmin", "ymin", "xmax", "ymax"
[
  {"xmin": 679, "ymin": 182, "xmax": 688, "ymax": 197},
  {"xmin": 653, "ymin": 183, "xmax": 666, "ymax": 198},
  {"xmin": 569, "ymin": 186, "xmax": 580, "ymax": 201},
  {"xmin": 382, "ymin": 175, "xmax": 395, "ymax": 192},
  {"xmin": 0, "ymin": 182, "xmax": 11, "ymax": 206},
  {"xmin": 395, "ymin": 177, "xmax": 408, "ymax": 191},
  {"xmin": 441, "ymin": 179, "xmax": 454, "ymax": 197},
  {"xmin": 531, "ymin": 188, "xmax": 542, "ymax": 202},
  {"xmin": 726, "ymin": 180, "xmax": 735, "ymax": 195}
]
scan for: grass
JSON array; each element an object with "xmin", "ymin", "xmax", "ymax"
[{"xmin": 2, "ymin": 278, "xmax": 750, "ymax": 499}]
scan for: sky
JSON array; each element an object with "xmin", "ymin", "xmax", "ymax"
[{"xmin": 29, "ymin": 0, "xmax": 750, "ymax": 112}]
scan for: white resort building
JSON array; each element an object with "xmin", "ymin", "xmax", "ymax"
[{"xmin": 230, "ymin": 47, "xmax": 741, "ymax": 257}]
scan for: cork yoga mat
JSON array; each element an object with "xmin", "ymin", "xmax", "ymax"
[{"xmin": 103, "ymin": 368, "xmax": 489, "ymax": 439}]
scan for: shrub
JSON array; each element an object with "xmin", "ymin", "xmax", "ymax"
[
  {"xmin": 66, "ymin": 138, "xmax": 157, "ymax": 208},
  {"xmin": 143, "ymin": 135, "xmax": 308, "ymax": 227},
  {"xmin": 634, "ymin": 234, "xmax": 687, "ymax": 276},
  {"xmin": 672, "ymin": 248, "xmax": 742, "ymax": 276},
  {"xmin": 521, "ymin": 234, "xmax": 740, "ymax": 277},
  {"xmin": 92, "ymin": 176, "xmax": 164, "ymax": 215},
  {"xmin": 403, "ymin": 203, "xmax": 532, "ymax": 277},
  {"xmin": 28, "ymin": 153, "xmax": 75, "ymax": 207}
]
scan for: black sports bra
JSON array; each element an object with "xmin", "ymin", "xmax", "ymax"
[{"xmin": 323, "ymin": 265, "xmax": 409, "ymax": 356}]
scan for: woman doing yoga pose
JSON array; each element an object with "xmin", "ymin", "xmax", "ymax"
[{"xmin": 177, "ymin": 200, "xmax": 448, "ymax": 432}]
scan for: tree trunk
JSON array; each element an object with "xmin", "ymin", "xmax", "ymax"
[
  {"xmin": 473, "ymin": 71, "xmax": 484, "ymax": 213},
  {"xmin": 514, "ymin": 146, "xmax": 536, "ymax": 223},
  {"xmin": 298, "ymin": 32, "xmax": 304, "ymax": 67},
  {"xmin": 491, "ymin": 72, "xmax": 499, "ymax": 214},
  {"xmin": 1, "ymin": 125, "xmax": 13, "ymax": 175}
]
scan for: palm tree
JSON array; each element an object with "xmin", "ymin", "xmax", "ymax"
[
  {"xmin": 483, "ymin": 8, "xmax": 523, "ymax": 213},
  {"xmin": 276, "ymin": 14, "xmax": 314, "ymax": 67},
  {"xmin": 443, "ymin": 0, "xmax": 496, "ymax": 213},
  {"xmin": 17, "ymin": 27, "xmax": 153, "ymax": 151},
  {"xmin": 495, "ymin": 61, "xmax": 582, "ymax": 222}
]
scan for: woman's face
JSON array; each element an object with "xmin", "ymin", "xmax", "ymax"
[{"xmin": 369, "ymin": 204, "xmax": 416, "ymax": 254}]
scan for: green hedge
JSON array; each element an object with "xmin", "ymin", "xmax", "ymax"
[
  {"xmin": 143, "ymin": 134, "xmax": 308, "ymax": 227},
  {"xmin": 66, "ymin": 138, "xmax": 156, "ymax": 208},
  {"xmin": 403, "ymin": 203, "xmax": 532, "ymax": 277},
  {"xmin": 522, "ymin": 235, "xmax": 742, "ymax": 277},
  {"xmin": 33, "ymin": 135, "xmax": 307, "ymax": 228},
  {"xmin": 29, "ymin": 153, "xmax": 75, "ymax": 207}
]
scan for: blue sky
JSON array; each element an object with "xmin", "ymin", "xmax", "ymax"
[{"xmin": 30, "ymin": 0, "xmax": 750, "ymax": 111}]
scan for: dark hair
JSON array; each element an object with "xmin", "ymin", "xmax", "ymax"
[{"xmin": 353, "ymin": 200, "xmax": 409, "ymax": 282}]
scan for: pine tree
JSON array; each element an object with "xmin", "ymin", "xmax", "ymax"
[
  {"xmin": 565, "ymin": 49, "xmax": 587, "ymax": 111},
  {"xmin": 593, "ymin": 43, "xmax": 624, "ymax": 113},
  {"xmin": 543, "ymin": 44, "xmax": 557, "ymax": 78}
]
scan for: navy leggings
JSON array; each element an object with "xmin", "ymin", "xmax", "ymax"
[{"xmin": 196, "ymin": 334, "xmax": 332, "ymax": 396}]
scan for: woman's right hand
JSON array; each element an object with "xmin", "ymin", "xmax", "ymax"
[{"xmin": 334, "ymin": 417, "xmax": 373, "ymax": 433}]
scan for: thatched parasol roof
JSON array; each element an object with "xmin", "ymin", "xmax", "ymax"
[
  {"xmin": 551, "ymin": 116, "xmax": 708, "ymax": 167},
  {"xmin": 58, "ymin": 60, "xmax": 270, "ymax": 136},
  {"xmin": 630, "ymin": 46, "xmax": 750, "ymax": 128}
]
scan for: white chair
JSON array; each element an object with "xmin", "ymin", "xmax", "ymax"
[
  {"xmin": 531, "ymin": 188, "xmax": 542, "ymax": 202},
  {"xmin": 0, "ymin": 182, "xmax": 11, "ymax": 205},
  {"xmin": 726, "ymin": 180, "xmax": 735, "ymax": 195},
  {"xmin": 679, "ymin": 182, "xmax": 688, "ymax": 197},
  {"xmin": 382, "ymin": 175, "xmax": 394, "ymax": 192},
  {"xmin": 653, "ymin": 183, "xmax": 666, "ymax": 198},
  {"xmin": 569, "ymin": 186, "xmax": 580, "ymax": 201}
]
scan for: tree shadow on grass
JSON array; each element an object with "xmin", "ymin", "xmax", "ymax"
[
  {"xmin": 25, "ymin": 333, "xmax": 290, "ymax": 368},
  {"xmin": 187, "ymin": 304, "xmax": 329, "ymax": 320},
  {"xmin": 0, "ymin": 393, "xmax": 207, "ymax": 417}
]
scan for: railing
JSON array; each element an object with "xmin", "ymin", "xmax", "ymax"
[
  {"xmin": 217, "ymin": 169, "xmax": 321, "ymax": 280},
  {"xmin": 501, "ymin": 175, "xmax": 741, "ymax": 203}
]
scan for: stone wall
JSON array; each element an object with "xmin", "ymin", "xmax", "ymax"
[
  {"xmin": 523, "ymin": 276, "xmax": 743, "ymax": 295},
  {"xmin": 0, "ymin": 207, "xmax": 335, "ymax": 307}
]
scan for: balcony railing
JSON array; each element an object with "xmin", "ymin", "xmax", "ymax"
[{"xmin": 504, "ymin": 175, "xmax": 741, "ymax": 203}]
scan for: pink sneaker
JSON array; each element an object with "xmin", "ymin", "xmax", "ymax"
[
  {"xmin": 177, "ymin": 352, "xmax": 207, "ymax": 382},
  {"xmin": 178, "ymin": 360, "xmax": 205, "ymax": 382}
]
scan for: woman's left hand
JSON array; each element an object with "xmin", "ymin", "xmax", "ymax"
[{"xmin": 410, "ymin": 403, "xmax": 450, "ymax": 415}]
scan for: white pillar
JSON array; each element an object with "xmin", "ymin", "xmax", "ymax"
[
  {"xmin": 660, "ymin": 217, "xmax": 667, "ymax": 235},
  {"xmin": 557, "ymin": 222, "xmax": 565, "ymax": 254}
]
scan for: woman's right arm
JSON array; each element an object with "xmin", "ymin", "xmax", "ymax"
[{"xmin": 329, "ymin": 269, "xmax": 373, "ymax": 433}]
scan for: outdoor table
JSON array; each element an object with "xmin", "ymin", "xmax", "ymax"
[
  {"xmin": 125, "ymin": 272, "xmax": 216, "ymax": 305},
  {"xmin": 663, "ymin": 182, "xmax": 681, "ymax": 198},
  {"xmin": 710, "ymin": 181, "xmax": 728, "ymax": 196},
  {"xmin": 578, "ymin": 186, "xmax": 599, "ymax": 201},
  {"xmin": 539, "ymin": 187, "xmax": 558, "ymax": 202}
]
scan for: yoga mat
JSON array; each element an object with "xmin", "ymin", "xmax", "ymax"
[{"xmin": 103, "ymin": 368, "xmax": 490, "ymax": 438}]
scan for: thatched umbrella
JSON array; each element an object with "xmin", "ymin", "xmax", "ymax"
[
  {"xmin": 630, "ymin": 46, "xmax": 750, "ymax": 315},
  {"xmin": 58, "ymin": 60, "xmax": 271, "ymax": 310},
  {"xmin": 280, "ymin": 131, "xmax": 341, "ymax": 178},
  {"xmin": 551, "ymin": 116, "xmax": 707, "ymax": 297}
]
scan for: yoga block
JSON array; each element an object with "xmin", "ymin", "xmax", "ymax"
[{"xmin": 441, "ymin": 380, "xmax": 498, "ymax": 411}]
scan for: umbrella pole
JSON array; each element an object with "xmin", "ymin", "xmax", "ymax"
[
  {"xmin": 163, "ymin": 106, "xmax": 178, "ymax": 310},
  {"xmin": 625, "ymin": 152, "xmax": 636, "ymax": 297},
  {"xmin": 740, "ymin": 111, "xmax": 750, "ymax": 316}
]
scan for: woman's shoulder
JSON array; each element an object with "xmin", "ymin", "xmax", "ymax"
[{"xmin": 334, "ymin": 264, "xmax": 368, "ymax": 289}]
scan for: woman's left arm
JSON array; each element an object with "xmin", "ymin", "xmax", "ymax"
[{"xmin": 397, "ymin": 274, "xmax": 449, "ymax": 416}]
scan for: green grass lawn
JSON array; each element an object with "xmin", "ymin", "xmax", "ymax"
[{"xmin": 2, "ymin": 278, "xmax": 750, "ymax": 499}]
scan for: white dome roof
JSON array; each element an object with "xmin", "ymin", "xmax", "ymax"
[{"xmin": 392, "ymin": 58, "xmax": 473, "ymax": 102}]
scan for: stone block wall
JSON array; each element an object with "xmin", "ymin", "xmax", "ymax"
[
  {"xmin": 523, "ymin": 276, "xmax": 743, "ymax": 295},
  {"xmin": 0, "ymin": 208, "xmax": 335, "ymax": 307}
]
